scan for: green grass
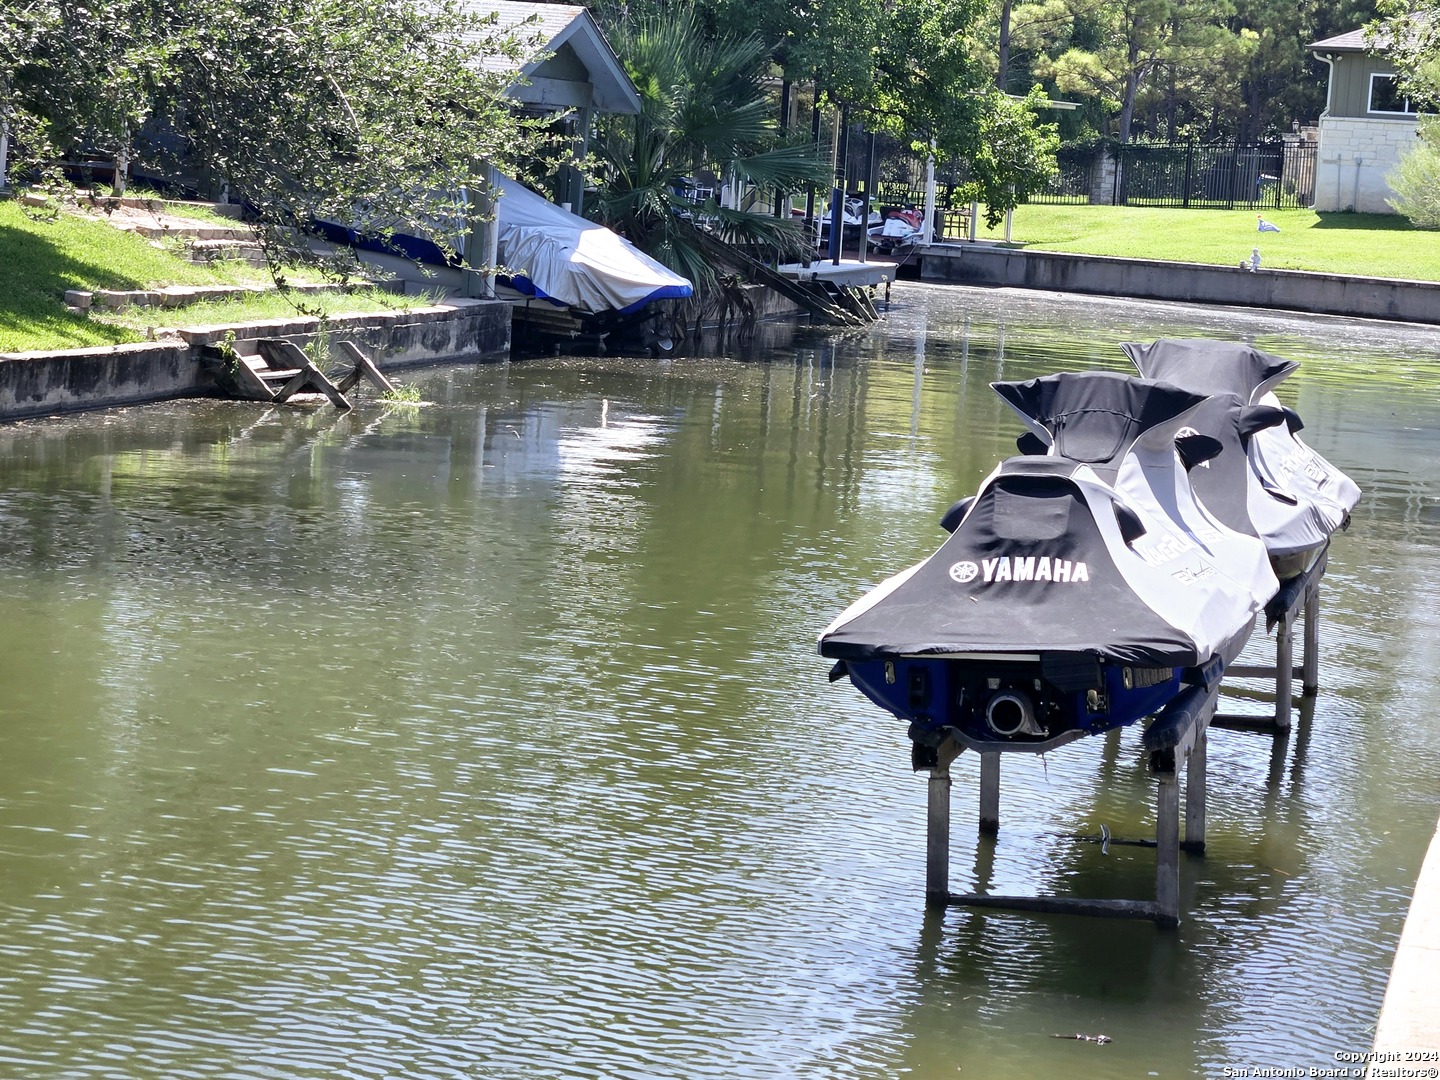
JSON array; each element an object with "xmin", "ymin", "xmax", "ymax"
[
  {"xmin": 0, "ymin": 198, "xmax": 302, "ymax": 352},
  {"xmin": 0, "ymin": 194, "xmax": 425, "ymax": 352},
  {"xmin": 973, "ymin": 205, "xmax": 1440, "ymax": 281}
]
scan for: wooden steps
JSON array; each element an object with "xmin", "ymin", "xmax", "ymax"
[{"xmin": 201, "ymin": 337, "xmax": 395, "ymax": 410}]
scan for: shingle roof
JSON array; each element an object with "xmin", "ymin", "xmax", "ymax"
[
  {"xmin": 463, "ymin": 0, "xmax": 591, "ymax": 57},
  {"xmin": 1309, "ymin": 27, "xmax": 1392, "ymax": 52},
  {"xmin": 455, "ymin": 0, "xmax": 640, "ymax": 114}
]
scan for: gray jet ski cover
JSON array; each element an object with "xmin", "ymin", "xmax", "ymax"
[
  {"xmin": 1122, "ymin": 339, "xmax": 1361, "ymax": 558},
  {"xmin": 819, "ymin": 372, "xmax": 1277, "ymax": 667}
]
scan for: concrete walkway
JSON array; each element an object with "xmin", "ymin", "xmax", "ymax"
[{"xmin": 1369, "ymin": 812, "xmax": 1440, "ymax": 1075}]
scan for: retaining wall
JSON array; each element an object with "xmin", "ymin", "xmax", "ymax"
[
  {"xmin": 919, "ymin": 243, "xmax": 1440, "ymax": 325},
  {"xmin": 0, "ymin": 298, "xmax": 510, "ymax": 422}
]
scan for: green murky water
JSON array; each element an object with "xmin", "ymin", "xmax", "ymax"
[{"xmin": 1, "ymin": 282, "xmax": 1437, "ymax": 1079}]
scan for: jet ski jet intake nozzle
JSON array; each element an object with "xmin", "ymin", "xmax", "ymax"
[{"xmin": 985, "ymin": 689, "xmax": 1044, "ymax": 737}]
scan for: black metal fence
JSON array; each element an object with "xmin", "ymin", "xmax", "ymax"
[
  {"xmin": 848, "ymin": 135, "xmax": 1318, "ymax": 234},
  {"xmin": 1032, "ymin": 140, "xmax": 1319, "ymax": 210}
]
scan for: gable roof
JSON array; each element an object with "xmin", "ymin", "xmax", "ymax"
[
  {"xmin": 1309, "ymin": 29, "xmax": 1370, "ymax": 53},
  {"xmin": 1309, "ymin": 24, "xmax": 1412, "ymax": 54},
  {"xmin": 458, "ymin": 0, "xmax": 641, "ymax": 114}
]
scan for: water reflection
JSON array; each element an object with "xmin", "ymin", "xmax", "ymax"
[{"xmin": 0, "ymin": 282, "xmax": 1436, "ymax": 1078}]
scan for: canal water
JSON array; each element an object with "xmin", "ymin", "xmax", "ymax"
[{"xmin": 1, "ymin": 282, "xmax": 1438, "ymax": 1079}]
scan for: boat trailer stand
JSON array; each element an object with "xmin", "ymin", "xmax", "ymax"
[
  {"xmin": 925, "ymin": 694, "xmax": 1216, "ymax": 929},
  {"xmin": 1214, "ymin": 552, "xmax": 1326, "ymax": 735}
]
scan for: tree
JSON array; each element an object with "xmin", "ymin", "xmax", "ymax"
[
  {"xmin": 1035, "ymin": 0, "xmax": 1246, "ymax": 143},
  {"xmin": 966, "ymin": 87, "xmax": 1060, "ymax": 226},
  {"xmin": 868, "ymin": 0, "xmax": 996, "ymax": 160},
  {"xmin": 1387, "ymin": 119, "xmax": 1440, "ymax": 226},
  {"xmin": 1372, "ymin": 0, "xmax": 1440, "ymax": 110},
  {"xmin": 0, "ymin": 0, "xmax": 63, "ymax": 189},
  {"xmin": 594, "ymin": 0, "xmax": 1056, "ymax": 234},
  {"xmin": 3, "ymin": 0, "xmax": 560, "ymax": 272},
  {"xmin": 586, "ymin": 5, "xmax": 830, "ymax": 288}
]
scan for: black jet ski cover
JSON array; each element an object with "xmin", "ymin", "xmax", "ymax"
[
  {"xmin": 1121, "ymin": 339, "xmax": 1361, "ymax": 556},
  {"xmin": 820, "ymin": 372, "xmax": 1277, "ymax": 668}
]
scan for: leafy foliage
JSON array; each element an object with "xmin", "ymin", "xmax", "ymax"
[
  {"xmin": 589, "ymin": 0, "xmax": 1058, "ymax": 265},
  {"xmin": 586, "ymin": 5, "xmax": 830, "ymax": 289},
  {"xmin": 1386, "ymin": 119, "xmax": 1440, "ymax": 228},
  {"xmin": 967, "ymin": 88, "xmax": 1061, "ymax": 226},
  {"xmin": 2, "ymin": 0, "xmax": 561, "ymax": 272},
  {"xmin": 1373, "ymin": 0, "xmax": 1440, "ymax": 112},
  {"xmin": 996, "ymin": 0, "xmax": 1379, "ymax": 142},
  {"xmin": 1032, "ymin": 0, "xmax": 1250, "ymax": 142}
]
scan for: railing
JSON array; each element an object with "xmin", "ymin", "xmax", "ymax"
[
  {"xmin": 863, "ymin": 138, "xmax": 1319, "ymax": 221},
  {"xmin": 1031, "ymin": 140, "xmax": 1318, "ymax": 210}
]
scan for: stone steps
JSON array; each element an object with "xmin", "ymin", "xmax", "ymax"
[
  {"xmin": 126, "ymin": 221, "xmax": 255, "ymax": 242},
  {"xmin": 65, "ymin": 279, "xmax": 405, "ymax": 314},
  {"xmin": 188, "ymin": 238, "xmax": 268, "ymax": 267}
]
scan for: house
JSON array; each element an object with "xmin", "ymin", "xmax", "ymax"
[{"xmin": 1309, "ymin": 28, "xmax": 1421, "ymax": 213}]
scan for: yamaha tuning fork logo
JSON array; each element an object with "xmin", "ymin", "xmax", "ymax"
[{"xmin": 949, "ymin": 556, "xmax": 1090, "ymax": 585}]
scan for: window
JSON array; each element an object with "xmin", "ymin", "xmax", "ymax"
[{"xmin": 1369, "ymin": 73, "xmax": 1418, "ymax": 116}]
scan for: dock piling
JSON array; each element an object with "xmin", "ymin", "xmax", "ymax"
[
  {"xmin": 925, "ymin": 737, "xmax": 962, "ymax": 905},
  {"xmin": 1302, "ymin": 582, "xmax": 1321, "ymax": 696},
  {"xmin": 979, "ymin": 753, "xmax": 1000, "ymax": 836}
]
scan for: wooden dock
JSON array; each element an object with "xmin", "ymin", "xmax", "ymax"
[{"xmin": 775, "ymin": 259, "xmax": 896, "ymax": 291}]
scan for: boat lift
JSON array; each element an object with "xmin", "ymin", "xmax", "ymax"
[
  {"xmin": 917, "ymin": 553, "xmax": 1331, "ymax": 929},
  {"xmin": 920, "ymin": 685, "xmax": 1217, "ymax": 929}
]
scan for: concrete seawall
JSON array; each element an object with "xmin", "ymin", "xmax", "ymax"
[
  {"xmin": 0, "ymin": 298, "xmax": 510, "ymax": 422},
  {"xmin": 919, "ymin": 243, "xmax": 1440, "ymax": 325},
  {"xmin": 1368, "ymin": 812, "xmax": 1440, "ymax": 1074}
]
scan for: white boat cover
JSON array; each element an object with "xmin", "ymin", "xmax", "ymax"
[{"xmin": 496, "ymin": 176, "xmax": 693, "ymax": 315}]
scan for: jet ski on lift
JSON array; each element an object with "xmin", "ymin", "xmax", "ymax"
[
  {"xmin": 820, "ymin": 371, "xmax": 1278, "ymax": 756},
  {"xmin": 1120, "ymin": 339, "xmax": 1361, "ymax": 582}
]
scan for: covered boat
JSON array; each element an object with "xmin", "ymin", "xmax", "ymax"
[
  {"xmin": 314, "ymin": 173, "xmax": 692, "ymax": 349},
  {"xmin": 492, "ymin": 174, "xmax": 692, "ymax": 316},
  {"xmin": 1121, "ymin": 339, "xmax": 1361, "ymax": 579},
  {"xmin": 820, "ymin": 371, "xmax": 1277, "ymax": 754}
]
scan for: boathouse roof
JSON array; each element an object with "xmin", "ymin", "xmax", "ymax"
[{"xmin": 458, "ymin": 0, "xmax": 642, "ymax": 115}]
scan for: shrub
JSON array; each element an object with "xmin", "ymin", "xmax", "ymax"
[{"xmin": 1387, "ymin": 119, "xmax": 1440, "ymax": 228}]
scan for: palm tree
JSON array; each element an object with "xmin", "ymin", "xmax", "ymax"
[{"xmin": 587, "ymin": 5, "xmax": 830, "ymax": 291}]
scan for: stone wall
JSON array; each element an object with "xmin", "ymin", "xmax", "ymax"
[
  {"xmin": 1313, "ymin": 115, "xmax": 1419, "ymax": 213},
  {"xmin": 0, "ymin": 298, "xmax": 511, "ymax": 422}
]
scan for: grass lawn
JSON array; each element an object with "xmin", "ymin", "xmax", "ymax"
[
  {"xmin": 0, "ymin": 197, "xmax": 424, "ymax": 353},
  {"xmin": 0, "ymin": 198, "xmax": 289, "ymax": 352},
  {"xmin": 972, "ymin": 205, "xmax": 1440, "ymax": 281}
]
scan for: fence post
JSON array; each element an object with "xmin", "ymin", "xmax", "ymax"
[
  {"xmin": 1183, "ymin": 141, "xmax": 1193, "ymax": 208},
  {"xmin": 1089, "ymin": 143, "xmax": 1116, "ymax": 205},
  {"xmin": 1229, "ymin": 140, "xmax": 1239, "ymax": 210}
]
